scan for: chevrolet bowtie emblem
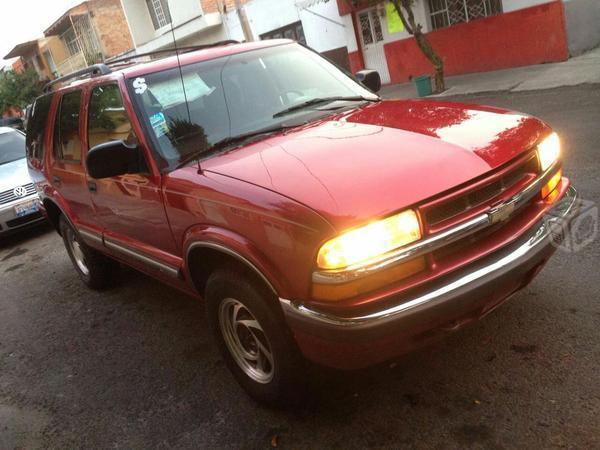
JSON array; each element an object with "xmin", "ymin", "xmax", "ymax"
[{"xmin": 488, "ymin": 202, "xmax": 516, "ymax": 224}]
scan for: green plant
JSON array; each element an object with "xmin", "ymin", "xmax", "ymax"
[{"xmin": 0, "ymin": 69, "xmax": 44, "ymax": 113}]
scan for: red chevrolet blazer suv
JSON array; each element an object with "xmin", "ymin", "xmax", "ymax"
[{"xmin": 26, "ymin": 40, "xmax": 578, "ymax": 404}]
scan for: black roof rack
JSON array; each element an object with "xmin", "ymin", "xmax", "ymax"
[
  {"xmin": 106, "ymin": 40, "xmax": 241, "ymax": 67},
  {"xmin": 43, "ymin": 63, "xmax": 112, "ymax": 93}
]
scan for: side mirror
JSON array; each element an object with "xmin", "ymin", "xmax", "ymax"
[
  {"xmin": 86, "ymin": 140, "xmax": 145, "ymax": 179},
  {"xmin": 355, "ymin": 69, "xmax": 382, "ymax": 93}
]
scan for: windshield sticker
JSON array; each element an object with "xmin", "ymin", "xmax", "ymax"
[
  {"xmin": 150, "ymin": 112, "xmax": 169, "ymax": 137},
  {"xmin": 133, "ymin": 77, "xmax": 148, "ymax": 95},
  {"xmin": 148, "ymin": 73, "xmax": 215, "ymax": 108}
]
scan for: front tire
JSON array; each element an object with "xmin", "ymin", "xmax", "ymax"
[
  {"xmin": 205, "ymin": 268, "xmax": 305, "ymax": 406},
  {"xmin": 59, "ymin": 215, "xmax": 118, "ymax": 290}
]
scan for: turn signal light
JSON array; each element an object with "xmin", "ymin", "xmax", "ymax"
[{"xmin": 541, "ymin": 170, "xmax": 562, "ymax": 199}]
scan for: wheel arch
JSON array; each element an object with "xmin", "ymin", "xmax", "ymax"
[
  {"xmin": 42, "ymin": 197, "xmax": 75, "ymax": 235},
  {"xmin": 186, "ymin": 241, "xmax": 280, "ymax": 300}
]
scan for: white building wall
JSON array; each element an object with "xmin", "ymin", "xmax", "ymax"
[
  {"xmin": 120, "ymin": 0, "xmax": 156, "ymax": 47},
  {"xmin": 502, "ymin": 0, "xmax": 554, "ymax": 13},
  {"xmin": 121, "ymin": 0, "xmax": 226, "ymax": 53},
  {"xmin": 224, "ymin": 0, "xmax": 349, "ymax": 53},
  {"xmin": 298, "ymin": 0, "xmax": 348, "ymax": 52},
  {"xmin": 342, "ymin": 14, "xmax": 358, "ymax": 53}
]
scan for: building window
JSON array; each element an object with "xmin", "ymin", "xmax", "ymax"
[
  {"xmin": 428, "ymin": 0, "xmax": 502, "ymax": 30},
  {"xmin": 146, "ymin": 0, "xmax": 172, "ymax": 30},
  {"xmin": 358, "ymin": 10, "xmax": 384, "ymax": 46},
  {"xmin": 260, "ymin": 22, "xmax": 306, "ymax": 45},
  {"xmin": 62, "ymin": 28, "xmax": 81, "ymax": 56}
]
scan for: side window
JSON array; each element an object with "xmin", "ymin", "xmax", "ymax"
[
  {"xmin": 53, "ymin": 91, "xmax": 82, "ymax": 162},
  {"xmin": 88, "ymin": 84, "xmax": 136, "ymax": 149},
  {"xmin": 26, "ymin": 94, "xmax": 54, "ymax": 160}
]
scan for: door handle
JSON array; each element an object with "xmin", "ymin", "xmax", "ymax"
[
  {"xmin": 52, "ymin": 175, "xmax": 61, "ymax": 186},
  {"xmin": 88, "ymin": 180, "xmax": 97, "ymax": 193}
]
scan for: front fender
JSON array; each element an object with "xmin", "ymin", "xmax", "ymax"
[{"xmin": 182, "ymin": 225, "xmax": 287, "ymax": 297}]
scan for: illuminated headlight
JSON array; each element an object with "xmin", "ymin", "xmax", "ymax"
[
  {"xmin": 316, "ymin": 210, "xmax": 421, "ymax": 270},
  {"xmin": 537, "ymin": 132, "xmax": 560, "ymax": 171}
]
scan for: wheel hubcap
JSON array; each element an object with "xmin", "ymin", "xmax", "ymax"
[
  {"xmin": 218, "ymin": 298, "xmax": 274, "ymax": 384},
  {"xmin": 68, "ymin": 230, "xmax": 89, "ymax": 276}
]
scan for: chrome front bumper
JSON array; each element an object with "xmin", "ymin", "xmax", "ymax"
[{"xmin": 281, "ymin": 186, "xmax": 579, "ymax": 335}]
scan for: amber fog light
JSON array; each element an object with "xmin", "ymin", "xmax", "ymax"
[
  {"xmin": 541, "ymin": 169, "xmax": 562, "ymax": 199},
  {"xmin": 312, "ymin": 256, "xmax": 426, "ymax": 301}
]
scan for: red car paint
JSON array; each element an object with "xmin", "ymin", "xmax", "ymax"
[{"xmin": 28, "ymin": 40, "xmax": 570, "ymax": 370}]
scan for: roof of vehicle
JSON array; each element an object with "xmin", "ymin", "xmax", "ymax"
[{"xmin": 48, "ymin": 39, "xmax": 294, "ymax": 93}]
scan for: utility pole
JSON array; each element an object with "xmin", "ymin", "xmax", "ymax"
[{"xmin": 234, "ymin": 0, "xmax": 254, "ymax": 42}]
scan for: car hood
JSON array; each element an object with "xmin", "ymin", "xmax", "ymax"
[
  {"xmin": 0, "ymin": 157, "xmax": 32, "ymax": 193},
  {"xmin": 202, "ymin": 100, "xmax": 550, "ymax": 231}
]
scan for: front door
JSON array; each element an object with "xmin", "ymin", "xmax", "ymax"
[
  {"xmin": 357, "ymin": 8, "xmax": 391, "ymax": 84},
  {"xmin": 84, "ymin": 82, "xmax": 179, "ymax": 276}
]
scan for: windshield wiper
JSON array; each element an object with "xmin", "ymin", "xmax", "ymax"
[
  {"xmin": 272, "ymin": 96, "xmax": 378, "ymax": 118},
  {"xmin": 174, "ymin": 124, "xmax": 295, "ymax": 169}
]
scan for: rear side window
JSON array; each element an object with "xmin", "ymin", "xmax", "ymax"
[
  {"xmin": 53, "ymin": 91, "xmax": 82, "ymax": 163},
  {"xmin": 26, "ymin": 94, "xmax": 53, "ymax": 160},
  {"xmin": 88, "ymin": 84, "xmax": 136, "ymax": 149}
]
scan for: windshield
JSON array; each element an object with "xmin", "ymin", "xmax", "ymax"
[
  {"xmin": 0, "ymin": 130, "xmax": 26, "ymax": 165},
  {"xmin": 128, "ymin": 43, "xmax": 377, "ymax": 171}
]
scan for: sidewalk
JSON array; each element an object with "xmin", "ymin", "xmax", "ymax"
[{"xmin": 380, "ymin": 46, "xmax": 600, "ymax": 99}]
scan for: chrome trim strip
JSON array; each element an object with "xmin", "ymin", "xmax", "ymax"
[
  {"xmin": 186, "ymin": 242, "xmax": 278, "ymax": 295},
  {"xmin": 78, "ymin": 228, "xmax": 103, "ymax": 246},
  {"xmin": 284, "ymin": 186, "xmax": 578, "ymax": 329},
  {"xmin": 104, "ymin": 239, "xmax": 180, "ymax": 278},
  {"xmin": 312, "ymin": 163, "xmax": 561, "ymax": 285}
]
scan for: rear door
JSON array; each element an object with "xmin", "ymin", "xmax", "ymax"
[
  {"xmin": 49, "ymin": 89, "xmax": 96, "ymax": 229},
  {"xmin": 84, "ymin": 81, "xmax": 179, "ymax": 277}
]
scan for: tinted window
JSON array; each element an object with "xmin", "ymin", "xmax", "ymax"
[
  {"xmin": 26, "ymin": 94, "xmax": 53, "ymax": 160},
  {"xmin": 54, "ymin": 91, "xmax": 82, "ymax": 162},
  {"xmin": 0, "ymin": 130, "xmax": 26, "ymax": 165},
  {"xmin": 88, "ymin": 84, "xmax": 136, "ymax": 149}
]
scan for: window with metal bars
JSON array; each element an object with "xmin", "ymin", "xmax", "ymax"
[
  {"xmin": 358, "ymin": 10, "xmax": 384, "ymax": 46},
  {"xmin": 61, "ymin": 28, "xmax": 81, "ymax": 57},
  {"xmin": 146, "ymin": 0, "xmax": 172, "ymax": 30},
  {"xmin": 428, "ymin": 0, "xmax": 502, "ymax": 30}
]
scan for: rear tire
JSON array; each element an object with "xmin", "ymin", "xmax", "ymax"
[
  {"xmin": 205, "ymin": 267, "xmax": 306, "ymax": 406},
  {"xmin": 59, "ymin": 215, "xmax": 118, "ymax": 290}
]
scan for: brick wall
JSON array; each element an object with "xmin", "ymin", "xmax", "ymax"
[{"xmin": 90, "ymin": 0, "xmax": 134, "ymax": 58}]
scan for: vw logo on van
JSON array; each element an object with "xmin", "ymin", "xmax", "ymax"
[{"xmin": 13, "ymin": 186, "xmax": 28, "ymax": 198}]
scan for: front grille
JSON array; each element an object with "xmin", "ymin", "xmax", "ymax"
[
  {"xmin": 0, "ymin": 183, "xmax": 36, "ymax": 205},
  {"xmin": 6, "ymin": 211, "xmax": 43, "ymax": 228},
  {"xmin": 424, "ymin": 154, "xmax": 539, "ymax": 227}
]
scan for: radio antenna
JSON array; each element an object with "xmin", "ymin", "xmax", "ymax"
[{"xmin": 166, "ymin": 1, "xmax": 202, "ymax": 173}]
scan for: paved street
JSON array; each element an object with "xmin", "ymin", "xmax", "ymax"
[{"xmin": 1, "ymin": 85, "xmax": 599, "ymax": 449}]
